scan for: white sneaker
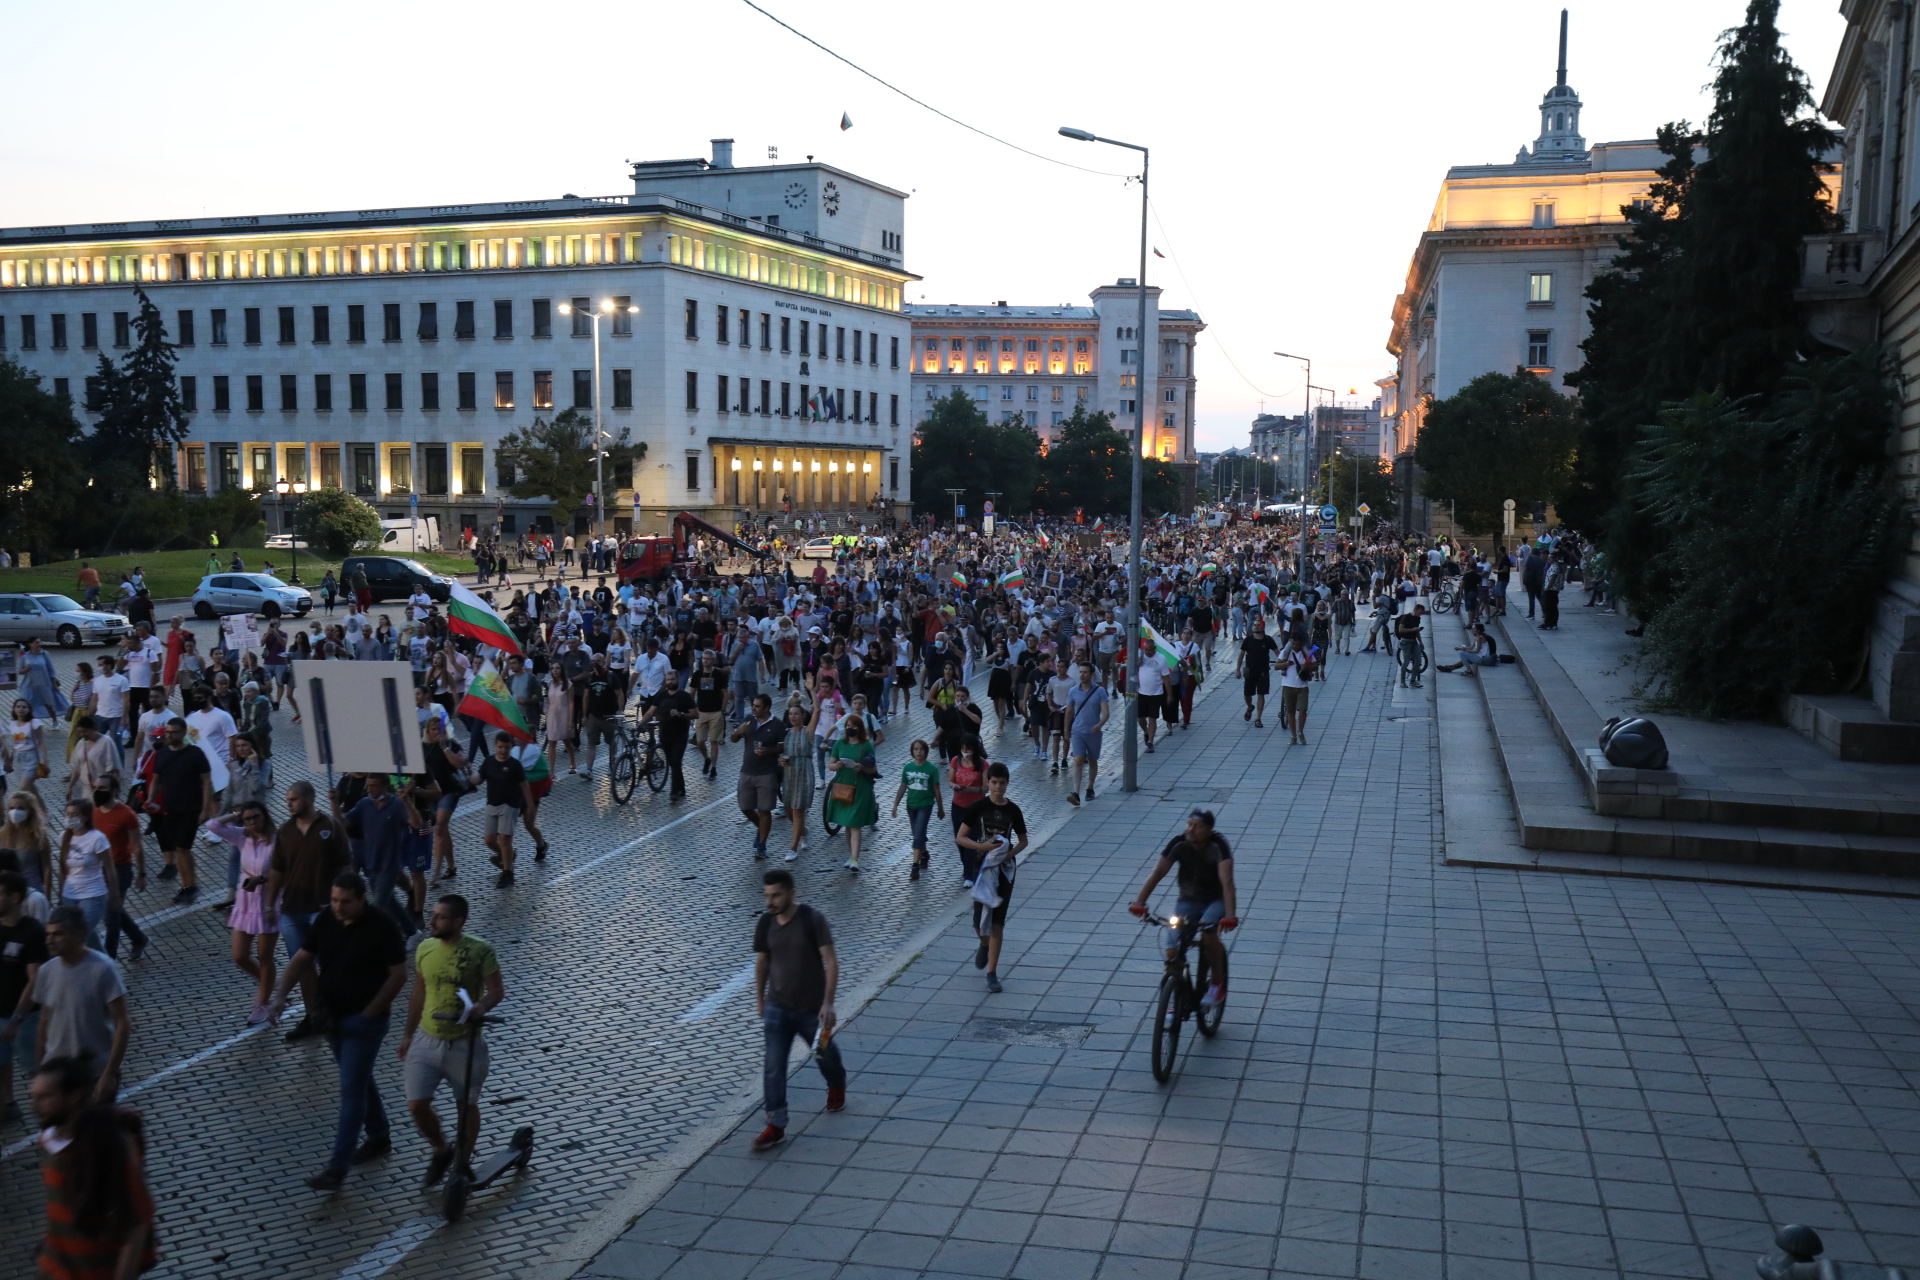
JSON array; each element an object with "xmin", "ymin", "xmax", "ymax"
[
  {"xmin": 784, "ymin": 849, "xmax": 799, "ymax": 861},
  {"xmin": 1200, "ymin": 983, "xmax": 1225, "ymax": 1008}
]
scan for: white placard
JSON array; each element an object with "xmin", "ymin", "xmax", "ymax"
[
  {"xmin": 221, "ymin": 615, "xmax": 259, "ymax": 653},
  {"xmin": 291, "ymin": 660, "xmax": 428, "ymax": 776}
]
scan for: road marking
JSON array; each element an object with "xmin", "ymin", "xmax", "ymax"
[
  {"xmin": 334, "ymin": 1217, "xmax": 441, "ymax": 1279},
  {"xmin": 1, "ymin": 1002, "xmax": 306, "ymax": 1160},
  {"xmin": 546, "ymin": 795, "xmax": 734, "ymax": 886},
  {"xmin": 679, "ymin": 960, "xmax": 758, "ymax": 1024}
]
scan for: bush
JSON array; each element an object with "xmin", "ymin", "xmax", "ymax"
[{"xmin": 296, "ymin": 488, "xmax": 383, "ymax": 556}]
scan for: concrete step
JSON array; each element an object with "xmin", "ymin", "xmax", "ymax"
[
  {"xmin": 1581, "ymin": 749, "xmax": 1920, "ymax": 836},
  {"xmin": 1516, "ymin": 802, "xmax": 1920, "ymax": 876}
]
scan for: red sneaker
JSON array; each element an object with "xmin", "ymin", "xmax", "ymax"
[
  {"xmin": 751, "ymin": 1125, "xmax": 785, "ymax": 1152},
  {"xmin": 825, "ymin": 1088, "xmax": 846, "ymax": 1113}
]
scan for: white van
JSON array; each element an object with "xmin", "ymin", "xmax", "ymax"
[{"xmin": 374, "ymin": 516, "xmax": 441, "ymax": 553}]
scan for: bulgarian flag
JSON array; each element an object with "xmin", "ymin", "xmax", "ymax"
[
  {"xmin": 1250, "ymin": 582, "xmax": 1271, "ymax": 606},
  {"xmin": 1197, "ymin": 562, "xmax": 1218, "ymax": 579},
  {"xmin": 999, "ymin": 562, "xmax": 1027, "ymax": 587},
  {"xmin": 458, "ymin": 658, "xmax": 535, "ymax": 743},
  {"xmin": 1140, "ymin": 621, "xmax": 1180, "ymax": 669},
  {"xmin": 447, "ymin": 582, "xmax": 524, "ymax": 657},
  {"xmin": 950, "ymin": 569, "xmax": 969, "ymax": 588},
  {"xmin": 1036, "ymin": 529, "xmax": 1051, "ymax": 549},
  {"xmin": 1092, "ymin": 517, "xmax": 1105, "ymax": 532}
]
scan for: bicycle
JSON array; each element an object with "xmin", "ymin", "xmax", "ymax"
[
  {"xmin": 1430, "ymin": 584, "xmax": 1457, "ymax": 614},
  {"xmin": 608, "ymin": 715, "xmax": 668, "ymax": 805},
  {"xmin": 1396, "ymin": 632, "xmax": 1428, "ymax": 687},
  {"xmin": 1136, "ymin": 910, "xmax": 1227, "ymax": 1083}
]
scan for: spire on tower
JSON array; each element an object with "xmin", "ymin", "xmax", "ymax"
[
  {"xmin": 1516, "ymin": 7, "xmax": 1586, "ymax": 163},
  {"xmin": 1556, "ymin": 9, "xmax": 1568, "ymax": 86}
]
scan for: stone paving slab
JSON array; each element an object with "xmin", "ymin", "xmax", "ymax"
[{"xmin": 578, "ymin": 611, "xmax": 1920, "ymax": 1280}]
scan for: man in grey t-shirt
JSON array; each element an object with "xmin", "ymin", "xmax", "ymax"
[
  {"xmin": 750, "ymin": 869, "xmax": 844, "ymax": 1151},
  {"xmin": 33, "ymin": 905, "xmax": 131, "ymax": 1102}
]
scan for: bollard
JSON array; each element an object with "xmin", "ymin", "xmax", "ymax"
[{"xmin": 1756, "ymin": 1224, "xmax": 1913, "ymax": 1280}]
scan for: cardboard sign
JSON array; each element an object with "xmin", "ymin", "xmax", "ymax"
[
  {"xmin": 221, "ymin": 615, "xmax": 260, "ymax": 653},
  {"xmin": 292, "ymin": 660, "xmax": 428, "ymax": 776}
]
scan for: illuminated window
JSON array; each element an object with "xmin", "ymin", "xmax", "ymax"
[
  {"xmin": 389, "ymin": 448, "xmax": 414, "ymax": 494},
  {"xmin": 534, "ymin": 370, "xmax": 553, "ymax": 409},
  {"xmin": 495, "ymin": 372, "xmax": 514, "ymax": 409},
  {"xmin": 1051, "ymin": 386, "xmax": 1063, "ymax": 403},
  {"xmin": 1529, "ymin": 273, "xmax": 1553, "ymax": 304}
]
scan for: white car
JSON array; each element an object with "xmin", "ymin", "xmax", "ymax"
[
  {"xmin": 799, "ymin": 536, "xmax": 839, "ymax": 560},
  {"xmin": 264, "ymin": 534, "xmax": 310, "ymax": 550},
  {"xmin": 0, "ymin": 593, "xmax": 132, "ymax": 648},
  {"xmin": 191, "ymin": 573, "xmax": 314, "ymax": 620}
]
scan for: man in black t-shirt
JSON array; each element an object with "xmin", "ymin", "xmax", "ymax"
[
  {"xmin": 1233, "ymin": 621, "xmax": 1280, "ymax": 728},
  {"xmin": 731, "ymin": 694, "xmax": 785, "ymax": 859},
  {"xmin": 1128, "ymin": 809, "xmax": 1238, "ymax": 1009},
  {"xmin": 579, "ymin": 654, "xmax": 622, "ymax": 779},
  {"xmin": 0, "ymin": 870, "xmax": 49, "ymax": 1122},
  {"xmin": 1188, "ymin": 600, "xmax": 1215, "ymax": 671},
  {"xmin": 642, "ymin": 670, "xmax": 698, "ymax": 798},
  {"xmin": 691, "ymin": 651, "xmax": 727, "ymax": 779},
  {"xmin": 477, "ymin": 735, "xmax": 531, "ymax": 886},
  {"xmin": 268, "ymin": 870, "xmax": 408, "ymax": 1190},
  {"xmin": 750, "ymin": 868, "xmax": 845, "ymax": 1152},
  {"xmin": 955, "ymin": 763, "xmax": 1027, "ymax": 994},
  {"xmin": 151, "ymin": 718, "xmax": 215, "ymax": 903}
]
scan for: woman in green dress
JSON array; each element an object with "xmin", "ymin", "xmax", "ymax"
[{"xmin": 823, "ymin": 714, "xmax": 880, "ymax": 871}]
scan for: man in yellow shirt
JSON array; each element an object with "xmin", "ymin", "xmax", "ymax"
[{"xmin": 397, "ymin": 893, "xmax": 503, "ymax": 1187}]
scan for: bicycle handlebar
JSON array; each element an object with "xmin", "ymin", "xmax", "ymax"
[
  {"xmin": 431, "ymin": 1011, "xmax": 507, "ymax": 1026},
  {"xmin": 1136, "ymin": 911, "xmax": 1218, "ymax": 931}
]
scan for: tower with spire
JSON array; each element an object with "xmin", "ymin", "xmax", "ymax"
[{"xmin": 1517, "ymin": 10, "xmax": 1587, "ymax": 163}]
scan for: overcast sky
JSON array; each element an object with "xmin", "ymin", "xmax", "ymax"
[{"xmin": 1, "ymin": 0, "xmax": 1845, "ymax": 452}]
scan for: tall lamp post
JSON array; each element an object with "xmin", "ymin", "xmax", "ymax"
[
  {"xmin": 274, "ymin": 478, "xmax": 307, "ymax": 583},
  {"xmin": 1275, "ymin": 352, "xmax": 1311, "ymax": 577},
  {"xmin": 1060, "ymin": 123, "xmax": 1149, "ymax": 794},
  {"xmin": 558, "ymin": 299, "xmax": 638, "ymax": 543}
]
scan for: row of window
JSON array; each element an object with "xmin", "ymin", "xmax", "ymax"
[
  {"xmin": 77, "ymin": 368, "xmax": 636, "ymax": 415},
  {"xmin": 681, "ymin": 372, "xmax": 899, "ymax": 427},
  {"xmin": 184, "ymin": 442, "xmax": 493, "ymax": 500},
  {"xmin": 681, "ymin": 300, "xmax": 899, "ymax": 367},
  {"xmin": 918, "ymin": 336, "xmax": 1094, "ymax": 376},
  {"xmin": 0, "ymin": 298, "xmax": 637, "ymax": 352},
  {"xmin": 926, "ymin": 383, "xmax": 1093, "ymax": 404}
]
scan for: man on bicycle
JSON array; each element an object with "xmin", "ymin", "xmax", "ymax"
[{"xmin": 1128, "ymin": 810, "xmax": 1238, "ymax": 1009}]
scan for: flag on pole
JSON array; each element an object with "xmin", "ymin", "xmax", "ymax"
[
  {"xmin": 446, "ymin": 582, "xmax": 524, "ymax": 657},
  {"xmin": 807, "ymin": 391, "xmax": 821, "ymax": 420},
  {"xmin": 457, "ymin": 658, "xmax": 535, "ymax": 743},
  {"xmin": 1196, "ymin": 562, "xmax": 1217, "ymax": 580},
  {"xmin": 1036, "ymin": 529, "xmax": 1051, "ymax": 549},
  {"xmin": 998, "ymin": 563, "xmax": 1027, "ymax": 587},
  {"xmin": 840, "ymin": 112, "xmax": 854, "ymax": 131},
  {"xmin": 1140, "ymin": 621, "xmax": 1179, "ymax": 669},
  {"xmin": 1092, "ymin": 517, "xmax": 1105, "ymax": 532},
  {"xmin": 1250, "ymin": 582, "xmax": 1271, "ymax": 606}
]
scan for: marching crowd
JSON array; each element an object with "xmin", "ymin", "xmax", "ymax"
[{"xmin": 0, "ymin": 510, "xmax": 1595, "ymax": 1272}]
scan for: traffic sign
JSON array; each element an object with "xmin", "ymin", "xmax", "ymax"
[
  {"xmin": 1318, "ymin": 505, "xmax": 1338, "ymax": 522},
  {"xmin": 1502, "ymin": 498, "xmax": 1517, "ymax": 511},
  {"xmin": 983, "ymin": 500, "xmax": 995, "ymax": 515},
  {"xmin": 955, "ymin": 504, "xmax": 966, "ymax": 518},
  {"xmin": 1357, "ymin": 503, "xmax": 1371, "ymax": 516}
]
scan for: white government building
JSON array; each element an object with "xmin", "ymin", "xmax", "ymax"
[
  {"xmin": 1383, "ymin": 13, "xmax": 1667, "ymax": 532},
  {"xmin": 0, "ymin": 139, "xmax": 918, "ymax": 539},
  {"xmin": 904, "ymin": 284, "xmax": 1203, "ymax": 491}
]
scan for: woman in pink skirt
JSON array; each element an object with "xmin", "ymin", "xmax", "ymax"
[{"xmin": 205, "ymin": 801, "xmax": 282, "ymax": 1024}]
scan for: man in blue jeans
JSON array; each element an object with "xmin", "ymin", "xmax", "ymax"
[
  {"xmin": 1128, "ymin": 809, "xmax": 1239, "ymax": 1009},
  {"xmin": 268, "ymin": 871, "xmax": 408, "ymax": 1190},
  {"xmin": 334, "ymin": 774, "xmax": 421, "ymax": 939},
  {"xmin": 750, "ymin": 869, "xmax": 846, "ymax": 1152}
]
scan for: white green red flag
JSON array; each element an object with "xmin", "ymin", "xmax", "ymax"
[
  {"xmin": 1140, "ymin": 621, "xmax": 1179, "ymax": 669},
  {"xmin": 1250, "ymin": 582, "xmax": 1271, "ymax": 605},
  {"xmin": 447, "ymin": 582, "xmax": 523, "ymax": 657},
  {"xmin": 998, "ymin": 563, "xmax": 1027, "ymax": 587},
  {"xmin": 1092, "ymin": 517, "xmax": 1105, "ymax": 532},
  {"xmin": 458, "ymin": 658, "xmax": 535, "ymax": 743},
  {"xmin": 950, "ymin": 569, "xmax": 968, "ymax": 588},
  {"xmin": 1036, "ymin": 529, "xmax": 1051, "ymax": 549}
]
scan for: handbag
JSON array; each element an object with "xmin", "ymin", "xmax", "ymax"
[{"xmin": 830, "ymin": 780, "xmax": 857, "ymax": 803}]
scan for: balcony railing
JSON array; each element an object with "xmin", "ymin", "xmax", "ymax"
[{"xmin": 1801, "ymin": 231, "xmax": 1884, "ymax": 290}]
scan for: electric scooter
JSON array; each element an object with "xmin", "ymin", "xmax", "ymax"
[{"xmin": 432, "ymin": 996, "xmax": 533, "ymax": 1223}]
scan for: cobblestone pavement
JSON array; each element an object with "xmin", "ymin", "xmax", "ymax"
[
  {"xmin": 0, "ymin": 619, "xmax": 1158, "ymax": 1280},
  {"xmin": 581, "ymin": 617, "xmax": 1920, "ymax": 1280}
]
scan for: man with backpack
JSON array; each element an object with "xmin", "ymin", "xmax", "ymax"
[
  {"xmin": 1278, "ymin": 633, "xmax": 1315, "ymax": 746},
  {"xmin": 750, "ymin": 869, "xmax": 845, "ymax": 1152}
]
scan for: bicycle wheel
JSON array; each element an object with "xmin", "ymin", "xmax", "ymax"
[
  {"xmin": 1150, "ymin": 973, "xmax": 1183, "ymax": 1083},
  {"xmin": 1433, "ymin": 589, "xmax": 1456, "ymax": 614},
  {"xmin": 609, "ymin": 748, "xmax": 637, "ymax": 805},
  {"xmin": 1196, "ymin": 947, "xmax": 1227, "ymax": 1038},
  {"xmin": 820, "ymin": 789, "xmax": 842, "ymax": 837},
  {"xmin": 644, "ymin": 742, "xmax": 670, "ymax": 793}
]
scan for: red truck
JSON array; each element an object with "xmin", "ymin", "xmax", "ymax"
[{"xmin": 617, "ymin": 511, "xmax": 771, "ymax": 585}]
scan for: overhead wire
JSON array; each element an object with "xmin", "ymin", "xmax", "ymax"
[
  {"xmin": 1147, "ymin": 201, "xmax": 1297, "ymax": 403},
  {"xmin": 737, "ymin": 0, "xmax": 1132, "ymax": 179}
]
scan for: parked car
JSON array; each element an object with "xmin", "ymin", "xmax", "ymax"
[
  {"xmin": 337, "ymin": 556, "xmax": 454, "ymax": 604},
  {"xmin": 191, "ymin": 574, "xmax": 314, "ymax": 620},
  {"xmin": 264, "ymin": 534, "xmax": 310, "ymax": 549},
  {"xmin": 0, "ymin": 593, "xmax": 133, "ymax": 648},
  {"xmin": 799, "ymin": 537, "xmax": 839, "ymax": 560}
]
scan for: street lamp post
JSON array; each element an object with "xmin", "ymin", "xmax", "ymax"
[
  {"xmin": 1275, "ymin": 352, "xmax": 1311, "ymax": 578},
  {"xmin": 558, "ymin": 300, "xmax": 638, "ymax": 543},
  {"xmin": 1061, "ymin": 123, "xmax": 1149, "ymax": 794},
  {"xmin": 274, "ymin": 479, "xmax": 307, "ymax": 582}
]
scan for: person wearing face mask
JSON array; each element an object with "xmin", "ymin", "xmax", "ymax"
[{"xmin": 58, "ymin": 799, "xmax": 120, "ymax": 954}]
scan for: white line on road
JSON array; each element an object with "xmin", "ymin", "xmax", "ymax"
[
  {"xmin": 334, "ymin": 1217, "xmax": 442, "ymax": 1279},
  {"xmin": 546, "ymin": 794, "xmax": 734, "ymax": 886},
  {"xmin": 679, "ymin": 960, "xmax": 758, "ymax": 1024}
]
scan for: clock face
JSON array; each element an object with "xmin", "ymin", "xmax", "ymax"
[
  {"xmin": 822, "ymin": 180, "xmax": 841, "ymax": 217},
  {"xmin": 783, "ymin": 181, "xmax": 808, "ymax": 209}
]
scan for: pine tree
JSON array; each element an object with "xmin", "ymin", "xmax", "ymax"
[
  {"xmin": 910, "ymin": 390, "xmax": 1041, "ymax": 518},
  {"xmin": 90, "ymin": 286, "xmax": 190, "ymax": 490}
]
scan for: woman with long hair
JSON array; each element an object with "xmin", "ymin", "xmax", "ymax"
[
  {"xmin": 985, "ymin": 642, "xmax": 1015, "ymax": 735},
  {"xmin": 2, "ymin": 788, "xmax": 55, "ymax": 898},
  {"xmin": 946, "ymin": 738, "xmax": 988, "ymax": 884},
  {"xmin": 18, "ymin": 638, "xmax": 68, "ymax": 722},
  {"xmin": 777, "ymin": 703, "xmax": 814, "ymax": 861},
  {"xmin": 822, "ymin": 714, "xmax": 879, "ymax": 871},
  {"xmin": 6, "ymin": 702, "xmax": 49, "ymax": 810},
  {"xmin": 203, "ymin": 800, "xmax": 282, "ymax": 1023}
]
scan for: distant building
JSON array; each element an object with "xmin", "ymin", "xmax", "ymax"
[
  {"xmin": 1384, "ymin": 12, "xmax": 1667, "ymax": 533},
  {"xmin": 905, "ymin": 283, "xmax": 1203, "ymax": 498}
]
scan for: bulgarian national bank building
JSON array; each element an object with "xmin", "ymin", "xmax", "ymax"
[{"xmin": 0, "ymin": 139, "xmax": 918, "ymax": 538}]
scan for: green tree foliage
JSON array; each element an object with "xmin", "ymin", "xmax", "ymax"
[
  {"xmin": 910, "ymin": 390, "xmax": 1041, "ymax": 518},
  {"xmin": 496, "ymin": 408, "xmax": 644, "ymax": 519},
  {"xmin": 1316, "ymin": 453, "xmax": 1398, "ymax": 525},
  {"xmin": 1631, "ymin": 351, "xmax": 1904, "ymax": 716},
  {"xmin": 296, "ymin": 488, "xmax": 384, "ymax": 557},
  {"xmin": 88, "ymin": 287, "xmax": 191, "ymax": 492},
  {"xmin": 0, "ymin": 357, "xmax": 88, "ymax": 557},
  {"xmin": 1036, "ymin": 405, "xmax": 1180, "ymax": 517},
  {"xmin": 1566, "ymin": 0, "xmax": 1841, "ymax": 612},
  {"xmin": 1414, "ymin": 371, "xmax": 1579, "ymax": 535}
]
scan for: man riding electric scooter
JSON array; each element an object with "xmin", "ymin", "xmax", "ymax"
[{"xmin": 397, "ymin": 894, "xmax": 504, "ymax": 1189}]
